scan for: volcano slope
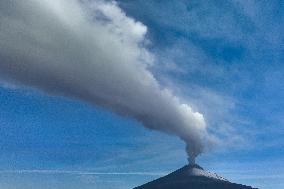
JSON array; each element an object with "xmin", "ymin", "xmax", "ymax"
[{"xmin": 134, "ymin": 164, "xmax": 258, "ymax": 189}]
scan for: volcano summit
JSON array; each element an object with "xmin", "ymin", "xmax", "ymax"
[{"xmin": 134, "ymin": 164, "xmax": 257, "ymax": 189}]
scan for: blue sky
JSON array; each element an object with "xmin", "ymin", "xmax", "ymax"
[{"xmin": 0, "ymin": 0, "xmax": 284, "ymax": 189}]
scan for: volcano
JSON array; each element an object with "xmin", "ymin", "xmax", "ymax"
[{"xmin": 134, "ymin": 164, "xmax": 257, "ymax": 189}]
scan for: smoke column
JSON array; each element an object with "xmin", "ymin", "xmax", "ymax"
[{"xmin": 0, "ymin": 0, "xmax": 210, "ymax": 161}]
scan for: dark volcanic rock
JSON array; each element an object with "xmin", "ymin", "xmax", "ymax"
[{"xmin": 134, "ymin": 164, "xmax": 258, "ymax": 189}]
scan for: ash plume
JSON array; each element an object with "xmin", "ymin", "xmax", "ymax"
[{"xmin": 0, "ymin": 0, "xmax": 211, "ymax": 160}]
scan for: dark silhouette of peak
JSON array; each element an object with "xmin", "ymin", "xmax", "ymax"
[
  {"xmin": 134, "ymin": 164, "xmax": 258, "ymax": 189},
  {"xmin": 186, "ymin": 163, "xmax": 204, "ymax": 170}
]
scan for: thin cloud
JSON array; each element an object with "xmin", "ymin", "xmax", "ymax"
[{"xmin": 0, "ymin": 170, "xmax": 167, "ymax": 176}]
